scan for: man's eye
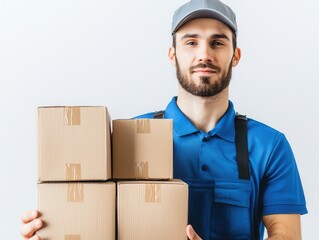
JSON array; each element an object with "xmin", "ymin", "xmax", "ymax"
[
  {"xmin": 186, "ymin": 41, "xmax": 197, "ymax": 46},
  {"xmin": 211, "ymin": 41, "xmax": 223, "ymax": 47}
]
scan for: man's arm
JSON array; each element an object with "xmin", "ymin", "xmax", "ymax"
[{"xmin": 263, "ymin": 214, "xmax": 301, "ymax": 240}]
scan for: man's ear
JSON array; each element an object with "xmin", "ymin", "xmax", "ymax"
[
  {"xmin": 168, "ymin": 47, "xmax": 176, "ymax": 66},
  {"xmin": 232, "ymin": 47, "xmax": 241, "ymax": 67}
]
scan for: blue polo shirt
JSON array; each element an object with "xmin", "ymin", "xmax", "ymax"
[{"xmin": 136, "ymin": 96, "xmax": 307, "ymax": 240}]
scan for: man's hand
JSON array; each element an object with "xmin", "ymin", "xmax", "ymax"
[
  {"xmin": 20, "ymin": 210, "xmax": 43, "ymax": 240},
  {"xmin": 186, "ymin": 224, "xmax": 202, "ymax": 240}
]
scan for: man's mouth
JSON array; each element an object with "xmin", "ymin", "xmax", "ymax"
[{"xmin": 193, "ymin": 68, "xmax": 217, "ymax": 74}]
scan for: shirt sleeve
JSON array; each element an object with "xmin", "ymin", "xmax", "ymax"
[{"xmin": 261, "ymin": 133, "xmax": 308, "ymax": 216}]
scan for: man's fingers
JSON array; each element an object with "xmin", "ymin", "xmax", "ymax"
[
  {"xmin": 27, "ymin": 235, "xmax": 41, "ymax": 240},
  {"xmin": 21, "ymin": 210, "xmax": 38, "ymax": 224},
  {"xmin": 186, "ymin": 224, "xmax": 202, "ymax": 240},
  {"xmin": 20, "ymin": 219, "xmax": 43, "ymax": 238}
]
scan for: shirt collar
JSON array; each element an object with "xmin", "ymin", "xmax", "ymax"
[
  {"xmin": 165, "ymin": 96, "xmax": 236, "ymax": 142},
  {"xmin": 165, "ymin": 97, "xmax": 199, "ymax": 136},
  {"xmin": 209, "ymin": 101, "xmax": 236, "ymax": 142}
]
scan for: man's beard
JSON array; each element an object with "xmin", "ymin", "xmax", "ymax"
[{"xmin": 176, "ymin": 58, "xmax": 233, "ymax": 97}]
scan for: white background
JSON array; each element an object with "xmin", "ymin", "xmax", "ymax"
[{"xmin": 1, "ymin": 0, "xmax": 318, "ymax": 239}]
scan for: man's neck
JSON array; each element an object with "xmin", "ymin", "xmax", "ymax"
[{"xmin": 176, "ymin": 87, "xmax": 229, "ymax": 133}]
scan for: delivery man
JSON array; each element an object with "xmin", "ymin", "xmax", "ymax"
[{"xmin": 20, "ymin": 0, "xmax": 307, "ymax": 239}]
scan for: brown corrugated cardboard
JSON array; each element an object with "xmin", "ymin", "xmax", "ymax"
[
  {"xmin": 117, "ymin": 180, "xmax": 188, "ymax": 240},
  {"xmin": 38, "ymin": 106, "xmax": 111, "ymax": 181},
  {"xmin": 112, "ymin": 119, "xmax": 173, "ymax": 179},
  {"xmin": 37, "ymin": 182, "xmax": 116, "ymax": 240}
]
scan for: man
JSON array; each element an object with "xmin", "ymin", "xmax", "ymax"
[{"xmin": 20, "ymin": 0, "xmax": 307, "ymax": 239}]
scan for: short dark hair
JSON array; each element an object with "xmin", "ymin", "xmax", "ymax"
[{"xmin": 172, "ymin": 31, "xmax": 237, "ymax": 51}]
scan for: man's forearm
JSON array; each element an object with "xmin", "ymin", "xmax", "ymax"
[
  {"xmin": 263, "ymin": 214, "xmax": 301, "ymax": 240},
  {"xmin": 266, "ymin": 233, "xmax": 300, "ymax": 240}
]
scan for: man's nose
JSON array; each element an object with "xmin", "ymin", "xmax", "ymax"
[{"xmin": 197, "ymin": 43, "xmax": 212, "ymax": 62}]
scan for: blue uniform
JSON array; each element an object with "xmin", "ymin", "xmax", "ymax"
[{"xmin": 136, "ymin": 97, "xmax": 307, "ymax": 239}]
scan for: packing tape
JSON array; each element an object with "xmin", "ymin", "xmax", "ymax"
[
  {"xmin": 67, "ymin": 183, "xmax": 83, "ymax": 202},
  {"xmin": 65, "ymin": 235, "xmax": 80, "ymax": 240},
  {"xmin": 65, "ymin": 163, "xmax": 81, "ymax": 181},
  {"xmin": 145, "ymin": 184, "xmax": 161, "ymax": 203},
  {"xmin": 134, "ymin": 162, "xmax": 148, "ymax": 179},
  {"xmin": 135, "ymin": 119, "xmax": 150, "ymax": 133},
  {"xmin": 64, "ymin": 107, "xmax": 81, "ymax": 125}
]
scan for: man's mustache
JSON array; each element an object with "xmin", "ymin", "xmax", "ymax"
[{"xmin": 190, "ymin": 63, "xmax": 221, "ymax": 72}]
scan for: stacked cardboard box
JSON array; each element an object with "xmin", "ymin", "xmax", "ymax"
[
  {"xmin": 117, "ymin": 180, "xmax": 188, "ymax": 240},
  {"xmin": 37, "ymin": 182, "xmax": 115, "ymax": 239},
  {"xmin": 37, "ymin": 106, "xmax": 112, "ymax": 181},
  {"xmin": 112, "ymin": 119, "xmax": 173, "ymax": 179},
  {"xmin": 112, "ymin": 119, "xmax": 189, "ymax": 240},
  {"xmin": 37, "ymin": 107, "xmax": 115, "ymax": 240}
]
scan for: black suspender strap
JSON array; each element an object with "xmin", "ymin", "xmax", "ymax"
[
  {"xmin": 235, "ymin": 114, "xmax": 251, "ymax": 180},
  {"xmin": 154, "ymin": 110, "xmax": 165, "ymax": 119}
]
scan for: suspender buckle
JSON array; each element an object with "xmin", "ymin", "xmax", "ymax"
[
  {"xmin": 154, "ymin": 110, "xmax": 165, "ymax": 119},
  {"xmin": 235, "ymin": 112, "xmax": 247, "ymax": 121}
]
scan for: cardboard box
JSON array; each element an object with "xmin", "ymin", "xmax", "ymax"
[
  {"xmin": 117, "ymin": 180, "xmax": 188, "ymax": 240},
  {"xmin": 37, "ymin": 182, "xmax": 116, "ymax": 240},
  {"xmin": 38, "ymin": 106, "xmax": 111, "ymax": 181},
  {"xmin": 112, "ymin": 119, "xmax": 173, "ymax": 179}
]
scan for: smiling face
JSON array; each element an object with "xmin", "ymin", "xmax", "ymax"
[{"xmin": 169, "ymin": 18, "xmax": 241, "ymax": 97}]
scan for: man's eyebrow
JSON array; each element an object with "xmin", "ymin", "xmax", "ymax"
[
  {"xmin": 180, "ymin": 34, "xmax": 199, "ymax": 40},
  {"xmin": 180, "ymin": 33, "xmax": 230, "ymax": 41},
  {"xmin": 211, "ymin": 33, "xmax": 230, "ymax": 41}
]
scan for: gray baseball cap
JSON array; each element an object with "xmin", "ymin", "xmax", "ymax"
[{"xmin": 171, "ymin": 0, "xmax": 237, "ymax": 35}]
